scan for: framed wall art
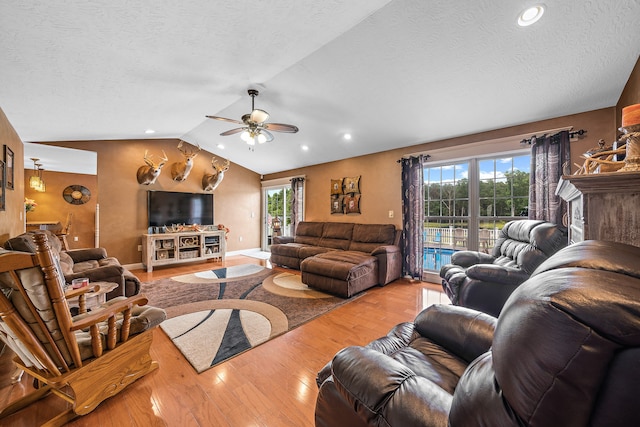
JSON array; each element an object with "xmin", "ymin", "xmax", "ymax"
[
  {"xmin": 3, "ymin": 145, "xmax": 13, "ymax": 190},
  {"xmin": 331, "ymin": 178, "xmax": 344, "ymax": 195},
  {"xmin": 331, "ymin": 195, "xmax": 344, "ymax": 214},
  {"xmin": 343, "ymin": 176, "xmax": 360, "ymax": 194},
  {"xmin": 344, "ymin": 194, "xmax": 361, "ymax": 214},
  {"xmin": 0, "ymin": 159, "xmax": 5, "ymax": 211},
  {"xmin": 330, "ymin": 175, "xmax": 362, "ymax": 214}
]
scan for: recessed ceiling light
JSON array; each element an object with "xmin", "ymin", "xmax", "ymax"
[
  {"xmin": 144, "ymin": 129, "xmax": 155, "ymax": 134},
  {"xmin": 343, "ymin": 133, "xmax": 352, "ymax": 140},
  {"xmin": 301, "ymin": 145, "xmax": 309, "ymax": 151},
  {"xmin": 217, "ymin": 144, "xmax": 225, "ymax": 149},
  {"xmin": 518, "ymin": 5, "xmax": 545, "ymax": 27}
]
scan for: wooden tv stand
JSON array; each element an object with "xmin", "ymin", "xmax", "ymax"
[{"xmin": 142, "ymin": 230, "xmax": 226, "ymax": 272}]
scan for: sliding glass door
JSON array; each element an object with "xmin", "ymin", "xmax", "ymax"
[{"xmin": 263, "ymin": 185, "xmax": 292, "ymax": 250}]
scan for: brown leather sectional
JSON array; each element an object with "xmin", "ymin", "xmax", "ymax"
[{"xmin": 270, "ymin": 222, "xmax": 402, "ymax": 297}]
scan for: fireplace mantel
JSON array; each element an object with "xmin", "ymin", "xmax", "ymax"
[{"xmin": 556, "ymin": 172, "xmax": 640, "ymax": 247}]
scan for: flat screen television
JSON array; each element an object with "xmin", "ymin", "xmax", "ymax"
[{"xmin": 147, "ymin": 190, "xmax": 214, "ymax": 227}]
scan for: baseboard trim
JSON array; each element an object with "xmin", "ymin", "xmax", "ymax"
[{"xmin": 123, "ymin": 248, "xmax": 263, "ymax": 271}]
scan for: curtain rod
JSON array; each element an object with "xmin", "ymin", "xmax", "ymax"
[
  {"xmin": 397, "ymin": 154, "xmax": 431, "ymax": 163},
  {"xmin": 520, "ymin": 129, "xmax": 586, "ymax": 145}
]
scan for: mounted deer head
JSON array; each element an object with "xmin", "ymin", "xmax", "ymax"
[
  {"xmin": 170, "ymin": 141, "xmax": 201, "ymax": 182},
  {"xmin": 202, "ymin": 156, "xmax": 230, "ymax": 191},
  {"xmin": 136, "ymin": 150, "xmax": 168, "ymax": 185}
]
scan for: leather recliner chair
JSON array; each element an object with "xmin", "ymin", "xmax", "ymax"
[
  {"xmin": 440, "ymin": 219, "xmax": 567, "ymax": 316},
  {"xmin": 3, "ymin": 230, "xmax": 140, "ymax": 300},
  {"xmin": 315, "ymin": 240, "xmax": 640, "ymax": 426}
]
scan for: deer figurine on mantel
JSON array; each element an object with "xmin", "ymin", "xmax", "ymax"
[
  {"xmin": 171, "ymin": 141, "xmax": 201, "ymax": 182},
  {"xmin": 202, "ymin": 156, "xmax": 230, "ymax": 191},
  {"xmin": 136, "ymin": 150, "xmax": 169, "ymax": 185}
]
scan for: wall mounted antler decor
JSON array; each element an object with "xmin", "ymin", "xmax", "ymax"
[
  {"xmin": 202, "ymin": 156, "xmax": 230, "ymax": 191},
  {"xmin": 136, "ymin": 150, "xmax": 168, "ymax": 185},
  {"xmin": 170, "ymin": 140, "xmax": 201, "ymax": 181}
]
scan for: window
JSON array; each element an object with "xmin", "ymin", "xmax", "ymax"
[{"xmin": 423, "ymin": 152, "xmax": 530, "ymax": 272}]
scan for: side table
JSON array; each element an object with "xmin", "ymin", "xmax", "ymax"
[{"xmin": 66, "ymin": 281, "xmax": 119, "ymax": 314}]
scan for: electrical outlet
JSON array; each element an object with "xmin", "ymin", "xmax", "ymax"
[
  {"xmin": 239, "ymin": 236, "xmax": 243, "ymax": 242},
  {"xmin": 388, "ymin": 210, "xmax": 394, "ymax": 218},
  {"xmin": 73, "ymin": 236, "xmax": 79, "ymax": 241},
  {"xmin": 137, "ymin": 245, "xmax": 142, "ymax": 251}
]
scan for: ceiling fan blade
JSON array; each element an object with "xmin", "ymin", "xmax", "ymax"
[
  {"xmin": 250, "ymin": 109, "xmax": 270, "ymax": 124},
  {"xmin": 206, "ymin": 115, "xmax": 244, "ymax": 125},
  {"xmin": 263, "ymin": 123, "xmax": 299, "ymax": 133},
  {"xmin": 220, "ymin": 127, "xmax": 246, "ymax": 136}
]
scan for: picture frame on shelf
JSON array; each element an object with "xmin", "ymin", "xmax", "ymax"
[{"xmin": 3, "ymin": 145, "xmax": 13, "ymax": 190}]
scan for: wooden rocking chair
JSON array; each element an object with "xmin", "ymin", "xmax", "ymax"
[{"xmin": 0, "ymin": 232, "xmax": 166, "ymax": 426}]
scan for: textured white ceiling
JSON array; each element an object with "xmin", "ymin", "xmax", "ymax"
[{"xmin": 1, "ymin": 0, "xmax": 639, "ymax": 175}]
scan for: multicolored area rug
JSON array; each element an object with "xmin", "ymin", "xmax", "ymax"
[{"xmin": 140, "ymin": 265, "xmax": 354, "ymax": 373}]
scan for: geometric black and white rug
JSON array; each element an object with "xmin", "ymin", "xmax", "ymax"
[{"xmin": 140, "ymin": 265, "xmax": 353, "ymax": 373}]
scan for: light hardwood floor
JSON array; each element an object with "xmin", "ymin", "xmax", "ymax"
[{"xmin": 0, "ymin": 255, "xmax": 448, "ymax": 426}]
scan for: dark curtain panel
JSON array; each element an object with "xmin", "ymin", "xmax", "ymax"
[
  {"xmin": 529, "ymin": 130, "xmax": 570, "ymax": 225},
  {"xmin": 401, "ymin": 155, "xmax": 425, "ymax": 279},
  {"xmin": 290, "ymin": 177, "xmax": 305, "ymax": 234}
]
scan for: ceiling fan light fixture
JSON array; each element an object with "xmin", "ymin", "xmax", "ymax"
[
  {"xmin": 251, "ymin": 109, "xmax": 269, "ymax": 124},
  {"xmin": 207, "ymin": 89, "xmax": 299, "ymax": 147}
]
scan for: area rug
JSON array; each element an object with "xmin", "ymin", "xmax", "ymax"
[{"xmin": 139, "ymin": 265, "xmax": 354, "ymax": 373}]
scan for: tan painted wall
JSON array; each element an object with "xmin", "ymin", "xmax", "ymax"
[
  {"xmin": 0, "ymin": 107, "xmax": 25, "ymax": 244},
  {"xmin": 264, "ymin": 108, "xmax": 616, "ymax": 227},
  {"xmin": 3, "ymin": 57, "xmax": 637, "ymax": 257},
  {"xmin": 617, "ymin": 56, "xmax": 640, "ymax": 127},
  {"xmin": 24, "ymin": 169, "xmax": 97, "ymax": 250},
  {"xmin": 41, "ymin": 139, "xmax": 262, "ymax": 264}
]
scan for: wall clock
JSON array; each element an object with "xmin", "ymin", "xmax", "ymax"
[{"xmin": 62, "ymin": 185, "xmax": 91, "ymax": 205}]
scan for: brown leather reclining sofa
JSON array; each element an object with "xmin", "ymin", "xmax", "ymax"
[{"xmin": 270, "ymin": 222, "xmax": 402, "ymax": 297}]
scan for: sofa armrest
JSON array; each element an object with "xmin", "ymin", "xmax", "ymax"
[
  {"xmin": 65, "ymin": 247, "xmax": 108, "ymax": 263},
  {"xmin": 316, "ymin": 322, "xmax": 414, "ymax": 389},
  {"xmin": 414, "ymin": 304, "xmax": 496, "ymax": 364},
  {"xmin": 371, "ymin": 245, "xmax": 399, "ymax": 256},
  {"xmin": 466, "ymin": 264, "xmax": 530, "ymax": 285},
  {"xmin": 65, "ymin": 265, "xmax": 125, "ymax": 287},
  {"xmin": 331, "ymin": 346, "xmax": 452, "ymax": 426},
  {"xmin": 273, "ymin": 236, "xmax": 294, "ymax": 245},
  {"xmin": 371, "ymin": 245, "xmax": 402, "ymax": 285},
  {"xmin": 450, "ymin": 250, "xmax": 495, "ymax": 267}
]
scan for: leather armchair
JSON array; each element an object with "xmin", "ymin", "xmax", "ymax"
[
  {"xmin": 3, "ymin": 230, "xmax": 140, "ymax": 300},
  {"xmin": 316, "ymin": 240, "xmax": 640, "ymax": 426},
  {"xmin": 440, "ymin": 219, "xmax": 567, "ymax": 316}
]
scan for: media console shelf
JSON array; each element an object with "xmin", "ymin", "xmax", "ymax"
[{"xmin": 142, "ymin": 230, "xmax": 226, "ymax": 272}]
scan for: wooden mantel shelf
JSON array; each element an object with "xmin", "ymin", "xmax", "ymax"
[
  {"xmin": 556, "ymin": 172, "xmax": 640, "ymax": 247},
  {"xmin": 557, "ymin": 171, "xmax": 640, "ymax": 194}
]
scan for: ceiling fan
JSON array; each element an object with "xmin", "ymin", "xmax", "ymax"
[{"xmin": 206, "ymin": 89, "xmax": 299, "ymax": 146}]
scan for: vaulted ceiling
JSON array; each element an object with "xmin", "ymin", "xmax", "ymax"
[{"xmin": 1, "ymin": 1, "xmax": 639, "ymax": 175}]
